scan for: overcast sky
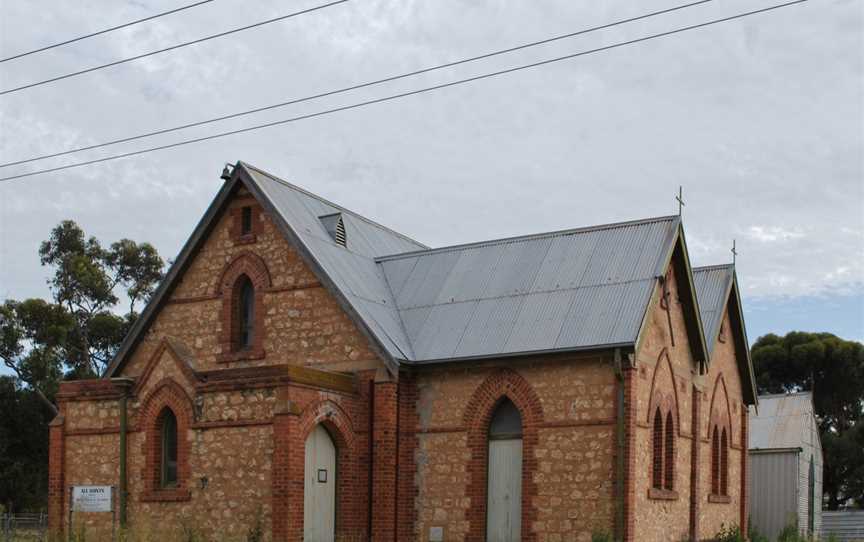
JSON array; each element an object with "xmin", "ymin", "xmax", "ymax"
[{"xmin": 1, "ymin": 0, "xmax": 862, "ymax": 363}]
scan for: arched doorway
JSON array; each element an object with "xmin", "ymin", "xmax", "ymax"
[
  {"xmin": 486, "ymin": 398, "xmax": 523, "ymax": 542},
  {"xmin": 304, "ymin": 425, "xmax": 336, "ymax": 541}
]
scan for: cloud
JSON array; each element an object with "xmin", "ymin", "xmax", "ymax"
[{"xmin": 0, "ymin": 0, "xmax": 861, "ymax": 312}]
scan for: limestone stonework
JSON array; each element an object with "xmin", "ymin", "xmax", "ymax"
[{"xmin": 49, "ymin": 180, "xmax": 753, "ymax": 542}]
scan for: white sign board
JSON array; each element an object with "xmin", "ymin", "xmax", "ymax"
[{"xmin": 71, "ymin": 486, "xmax": 113, "ymax": 512}]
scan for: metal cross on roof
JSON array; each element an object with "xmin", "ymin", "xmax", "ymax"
[
  {"xmin": 676, "ymin": 186, "xmax": 685, "ymax": 216},
  {"xmin": 731, "ymin": 239, "xmax": 738, "ymax": 265}
]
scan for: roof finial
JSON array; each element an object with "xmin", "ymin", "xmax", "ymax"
[
  {"xmin": 731, "ymin": 239, "xmax": 738, "ymax": 266},
  {"xmin": 676, "ymin": 186, "xmax": 685, "ymax": 217},
  {"xmin": 220, "ymin": 162, "xmax": 234, "ymax": 181}
]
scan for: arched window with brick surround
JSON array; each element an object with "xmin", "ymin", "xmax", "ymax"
[
  {"xmin": 216, "ymin": 251, "xmax": 271, "ymax": 362},
  {"xmin": 159, "ymin": 408, "xmax": 178, "ymax": 487},
  {"xmin": 141, "ymin": 379, "xmax": 192, "ymax": 502}
]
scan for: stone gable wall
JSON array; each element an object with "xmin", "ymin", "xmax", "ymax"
[{"xmin": 120, "ymin": 188, "xmax": 381, "ymax": 377}]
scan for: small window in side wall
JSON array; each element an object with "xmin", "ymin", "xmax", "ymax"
[
  {"xmin": 241, "ymin": 206, "xmax": 253, "ymax": 235},
  {"xmin": 160, "ymin": 409, "xmax": 178, "ymax": 488},
  {"xmin": 488, "ymin": 399, "xmax": 522, "ymax": 440}
]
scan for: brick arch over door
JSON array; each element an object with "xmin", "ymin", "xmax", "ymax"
[
  {"xmin": 215, "ymin": 251, "xmax": 272, "ymax": 361},
  {"xmin": 139, "ymin": 378, "xmax": 195, "ymax": 501},
  {"xmin": 463, "ymin": 369, "xmax": 544, "ymax": 542},
  {"xmin": 273, "ymin": 399, "xmax": 363, "ymax": 542}
]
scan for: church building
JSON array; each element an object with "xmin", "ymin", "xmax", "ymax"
[{"xmin": 48, "ymin": 162, "xmax": 758, "ymax": 541}]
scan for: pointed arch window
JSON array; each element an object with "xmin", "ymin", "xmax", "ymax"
[
  {"xmin": 710, "ymin": 422, "xmax": 731, "ymax": 501},
  {"xmin": 650, "ymin": 401, "xmax": 677, "ymax": 498},
  {"xmin": 238, "ymin": 276, "xmax": 255, "ymax": 350},
  {"xmin": 159, "ymin": 408, "xmax": 178, "ymax": 488}
]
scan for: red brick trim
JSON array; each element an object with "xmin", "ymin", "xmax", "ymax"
[
  {"xmin": 47, "ymin": 416, "xmax": 65, "ymax": 536},
  {"xmin": 706, "ymin": 373, "xmax": 733, "ymax": 440},
  {"xmin": 272, "ymin": 399, "xmax": 361, "ymax": 542},
  {"xmin": 132, "ymin": 338, "xmax": 198, "ymax": 397},
  {"xmin": 371, "ymin": 379, "xmax": 397, "ymax": 541},
  {"xmin": 228, "ymin": 201, "xmax": 261, "ymax": 244},
  {"xmin": 648, "ymin": 488, "xmax": 679, "ymax": 500},
  {"xmin": 621, "ymin": 366, "xmax": 637, "ymax": 542},
  {"xmin": 689, "ymin": 386, "xmax": 702, "ymax": 541},
  {"xmin": 166, "ymin": 282, "xmax": 322, "ymax": 306},
  {"xmin": 739, "ymin": 404, "xmax": 749, "ymax": 534},
  {"xmin": 138, "ymin": 378, "xmax": 194, "ymax": 502},
  {"xmin": 463, "ymin": 369, "xmax": 544, "ymax": 542},
  {"xmin": 396, "ymin": 373, "xmax": 419, "ymax": 541},
  {"xmin": 56, "ymin": 379, "xmax": 126, "ymax": 402},
  {"xmin": 215, "ymin": 251, "xmax": 271, "ymax": 362}
]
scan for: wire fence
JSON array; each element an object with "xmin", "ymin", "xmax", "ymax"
[{"xmin": 0, "ymin": 513, "xmax": 48, "ymax": 542}]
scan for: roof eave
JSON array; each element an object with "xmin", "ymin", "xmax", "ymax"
[
  {"xmin": 106, "ymin": 173, "xmax": 241, "ymax": 377},
  {"xmin": 405, "ymin": 341, "xmax": 636, "ymax": 367}
]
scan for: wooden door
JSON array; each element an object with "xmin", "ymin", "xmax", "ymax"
[
  {"xmin": 486, "ymin": 438, "xmax": 523, "ymax": 542},
  {"xmin": 304, "ymin": 425, "xmax": 336, "ymax": 542}
]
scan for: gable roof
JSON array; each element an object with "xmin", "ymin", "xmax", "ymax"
[
  {"xmin": 749, "ymin": 392, "xmax": 819, "ymax": 451},
  {"xmin": 379, "ymin": 216, "xmax": 689, "ymax": 363},
  {"xmin": 693, "ymin": 264, "xmax": 758, "ymax": 405},
  {"xmin": 107, "ymin": 161, "xmax": 712, "ymax": 376}
]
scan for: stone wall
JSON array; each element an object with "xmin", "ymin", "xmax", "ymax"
[{"xmin": 412, "ymin": 357, "xmax": 617, "ymax": 542}]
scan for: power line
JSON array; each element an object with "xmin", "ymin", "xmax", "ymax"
[
  {"xmin": 0, "ymin": 0, "xmax": 809, "ymax": 183},
  {"xmin": 0, "ymin": 0, "xmax": 715, "ymax": 169},
  {"xmin": 0, "ymin": 0, "xmax": 217, "ymax": 63},
  {"xmin": 0, "ymin": 0, "xmax": 349, "ymax": 96}
]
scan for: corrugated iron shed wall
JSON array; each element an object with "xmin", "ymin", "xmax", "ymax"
[
  {"xmin": 750, "ymin": 451, "xmax": 800, "ymax": 541},
  {"xmin": 822, "ymin": 511, "xmax": 864, "ymax": 541}
]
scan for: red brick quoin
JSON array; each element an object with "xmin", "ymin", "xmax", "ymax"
[
  {"xmin": 272, "ymin": 397, "xmax": 363, "ymax": 542},
  {"xmin": 215, "ymin": 251, "xmax": 271, "ymax": 362},
  {"xmin": 139, "ymin": 379, "xmax": 194, "ymax": 502},
  {"xmin": 463, "ymin": 369, "xmax": 544, "ymax": 542}
]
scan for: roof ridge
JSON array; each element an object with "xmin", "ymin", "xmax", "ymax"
[
  {"xmin": 693, "ymin": 263, "xmax": 735, "ymax": 272},
  {"xmin": 376, "ymin": 214, "xmax": 680, "ymax": 262},
  {"xmin": 239, "ymin": 161, "xmax": 429, "ymax": 250}
]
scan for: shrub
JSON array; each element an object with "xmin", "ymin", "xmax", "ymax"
[
  {"xmin": 712, "ymin": 523, "xmax": 745, "ymax": 542},
  {"xmin": 591, "ymin": 531, "xmax": 613, "ymax": 542}
]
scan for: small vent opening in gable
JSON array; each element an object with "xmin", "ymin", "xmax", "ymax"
[{"xmin": 319, "ymin": 213, "xmax": 347, "ymax": 247}]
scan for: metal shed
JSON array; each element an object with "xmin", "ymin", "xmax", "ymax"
[{"xmin": 749, "ymin": 392, "xmax": 823, "ymax": 540}]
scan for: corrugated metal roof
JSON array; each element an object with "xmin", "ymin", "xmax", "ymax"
[
  {"xmin": 378, "ymin": 216, "xmax": 679, "ymax": 362},
  {"xmin": 693, "ymin": 264, "xmax": 734, "ymax": 355},
  {"xmin": 749, "ymin": 392, "xmax": 816, "ymax": 450}
]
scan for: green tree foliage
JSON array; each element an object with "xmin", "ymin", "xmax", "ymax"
[
  {"xmin": 751, "ymin": 331, "xmax": 864, "ymax": 509},
  {"xmin": 37, "ymin": 220, "xmax": 164, "ymax": 377},
  {"xmin": 1, "ymin": 220, "xmax": 164, "ymax": 414},
  {"xmin": 0, "ymin": 376, "xmax": 52, "ymax": 512}
]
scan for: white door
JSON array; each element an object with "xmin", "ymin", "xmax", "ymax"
[
  {"xmin": 486, "ymin": 438, "xmax": 523, "ymax": 542},
  {"xmin": 304, "ymin": 425, "xmax": 336, "ymax": 542}
]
